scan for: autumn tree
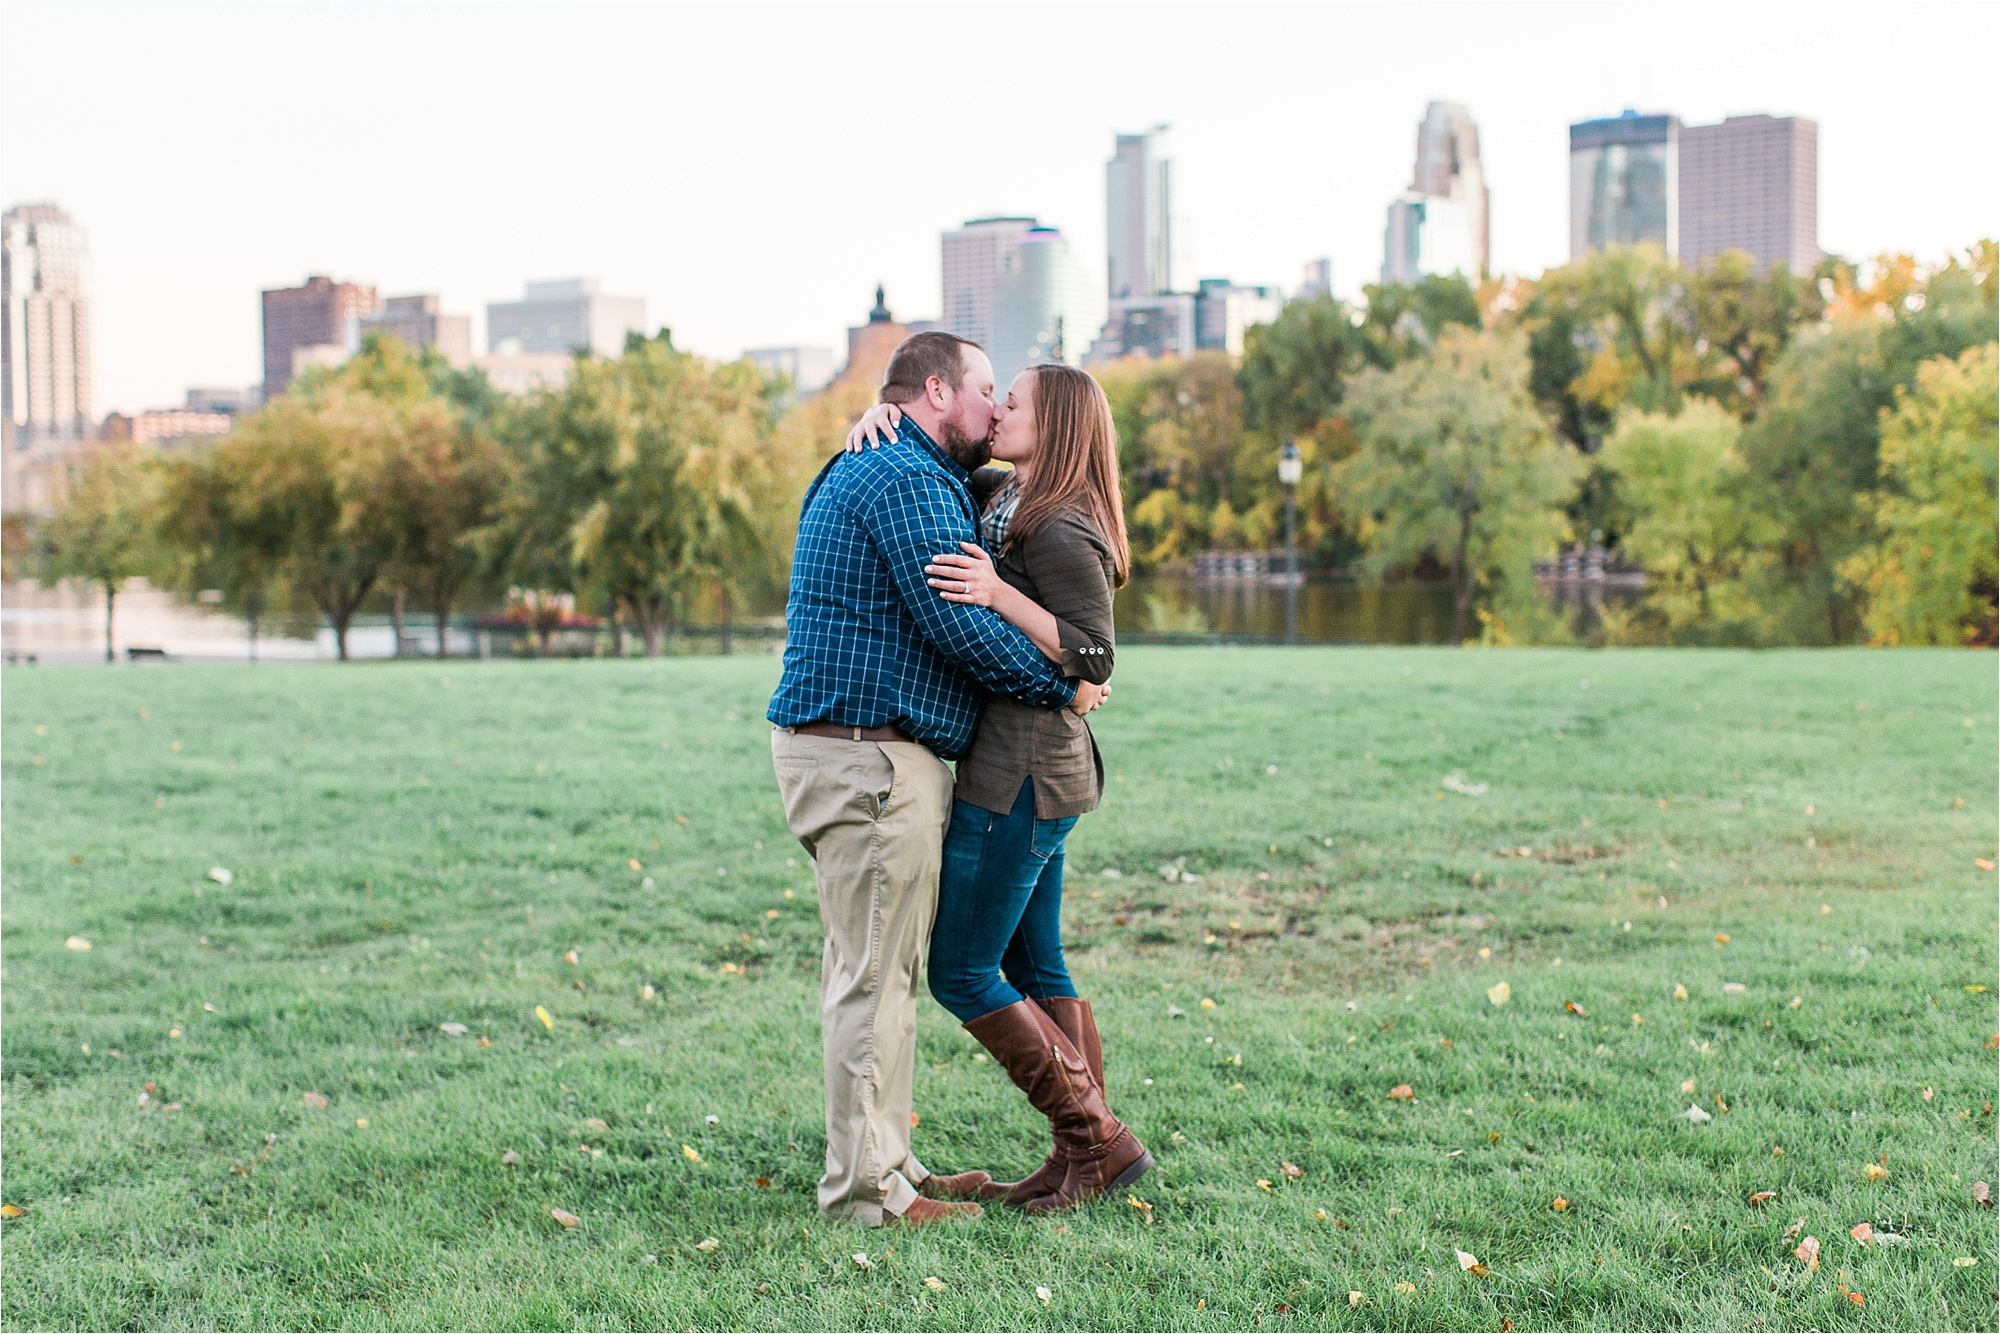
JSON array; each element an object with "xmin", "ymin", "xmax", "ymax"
[
  {"xmin": 35, "ymin": 442, "xmax": 162, "ymax": 661},
  {"xmin": 1839, "ymin": 343, "xmax": 1998, "ymax": 646},
  {"xmin": 1339, "ymin": 329, "xmax": 1581, "ymax": 645}
]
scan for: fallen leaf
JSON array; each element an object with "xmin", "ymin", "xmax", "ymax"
[
  {"xmin": 910, "ymin": 1113, "xmax": 920, "ymax": 1127},
  {"xmin": 564, "ymin": 950, "xmax": 579, "ymax": 965},
  {"xmin": 1794, "ymin": 1235, "xmax": 1819, "ymax": 1269},
  {"xmin": 629, "ymin": 859, "xmax": 643, "ymax": 871},
  {"xmin": 1789, "ymin": 996, "xmax": 1803, "ymax": 1009},
  {"xmin": 1455, "ymin": 1249, "xmax": 1489, "ymax": 1276},
  {"xmin": 302, "ymin": 1091, "xmax": 329, "ymax": 1108},
  {"xmin": 1486, "ymin": 981, "xmax": 1511, "ymax": 1006},
  {"xmin": 1846, "ymin": 1290, "xmax": 1864, "ymax": 1307},
  {"xmin": 1256, "ymin": 1179, "xmax": 1273, "ymax": 1192},
  {"xmin": 1446, "ymin": 1149, "xmax": 1464, "ymax": 1158},
  {"xmin": 1784, "ymin": 1216, "xmax": 1805, "ymax": 1239},
  {"xmin": 477, "ymin": 1036, "xmax": 493, "ymax": 1048},
  {"xmin": 1863, "ymin": 1163, "xmax": 1889, "ymax": 1183},
  {"xmin": 754, "ymin": 1177, "xmax": 770, "ymax": 1188},
  {"xmin": 1280, "ymin": 1161, "xmax": 1304, "ymax": 1178},
  {"xmin": 1875, "ymin": 1231, "xmax": 1909, "ymax": 1246},
  {"xmin": 1969, "ymin": 985, "xmax": 1990, "ymax": 994},
  {"xmin": 0, "ymin": 1204, "xmax": 24, "ymax": 1219},
  {"xmin": 168, "ymin": 1027, "xmax": 182, "ymax": 1039},
  {"xmin": 1680, "ymin": 1077, "xmax": 1698, "ymax": 1094},
  {"xmin": 1551, "ymin": 1196, "xmax": 1568, "ymax": 1211},
  {"xmin": 1388, "ymin": 1084, "xmax": 1415, "ymax": 1101},
  {"xmin": 501, "ymin": 1150, "xmax": 522, "ymax": 1165},
  {"xmin": 706, "ymin": 1114, "xmax": 719, "ymax": 1125},
  {"xmin": 1166, "ymin": 1004, "xmax": 1186, "ymax": 1017},
  {"xmin": 1748, "ymin": 1191, "xmax": 1776, "ymax": 1206},
  {"xmin": 355, "ymin": 1118, "xmax": 368, "ymax": 1128},
  {"xmin": 1673, "ymin": 984, "xmax": 1689, "ymax": 999},
  {"xmin": 1348, "ymin": 1290, "xmax": 1365, "ymax": 1307},
  {"xmin": 550, "ymin": 1208, "xmax": 581, "ymax": 1229},
  {"xmin": 683, "ymin": 1144, "xmax": 704, "ymax": 1163},
  {"xmin": 1714, "ymin": 933, "xmax": 1730, "ymax": 944},
  {"xmin": 1979, "ymin": 859, "xmax": 1996, "ymax": 871},
  {"xmin": 1954, "ymin": 1257, "xmax": 1978, "ymax": 1267},
  {"xmin": 1393, "ymin": 1282, "xmax": 1417, "ymax": 1294},
  {"xmin": 1682, "ymin": 1104, "xmax": 1713, "ymax": 1124},
  {"xmin": 639, "ymin": 984, "xmax": 656, "ymax": 1001},
  {"xmin": 137, "ymin": 1092, "xmax": 151, "ymax": 1107},
  {"xmin": 439, "ymin": 1022, "xmax": 468, "ymax": 1036},
  {"xmin": 208, "ymin": 867, "xmax": 233, "ymax": 886},
  {"xmin": 686, "ymin": 1236, "xmax": 717, "ymax": 1253},
  {"xmin": 1200, "ymin": 998, "xmax": 1217, "ymax": 1010},
  {"xmin": 144, "ymin": 1081, "xmax": 157, "ymax": 1093},
  {"xmin": 1564, "ymin": 1000, "xmax": 1588, "ymax": 1016},
  {"xmin": 1631, "ymin": 1013, "xmax": 1645, "ymax": 1025},
  {"xmin": 583, "ymin": 1118, "xmax": 608, "ymax": 1132},
  {"xmin": 1722, "ymin": 983, "xmax": 1746, "ymax": 994},
  {"xmin": 1972, "ymin": 1180, "xmax": 1992, "ymax": 1206},
  {"xmin": 64, "ymin": 937, "xmax": 92, "ymax": 951},
  {"xmin": 535, "ymin": 1006, "xmax": 554, "ymax": 1031},
  {"xmin": 924, "ymin": 1276, "xmax": 947, "ymax": 1290},
  {"xmin": 1035, "ymin": 1285, "xmax": 1051, "ymax": 1304},
  {"xmin": 1923, "ymin": 1086, "xmax": 1935, "ymax": 1101},
  {"xmin": 1850, "ymin": 1222, "xmax": 1874, "ymax": 1244}
]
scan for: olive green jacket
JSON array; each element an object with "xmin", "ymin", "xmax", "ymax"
[{"xmin": 953, "ymin": 470, "xmax": 1117, "ymax": 819}]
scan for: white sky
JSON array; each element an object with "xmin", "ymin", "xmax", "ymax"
[{"xmin": 4, "ymin": 0, "xmax": 1994, "ymax": 415}]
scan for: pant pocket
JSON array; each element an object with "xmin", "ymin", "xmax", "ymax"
[{"xmin": 1029, "ymin": 816, "xmax": 1078, "ymax": 862}]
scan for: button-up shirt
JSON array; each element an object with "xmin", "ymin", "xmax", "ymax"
[{"xmin": 767, "ymin": 416, "xmax": 1076, "ymax": 760}]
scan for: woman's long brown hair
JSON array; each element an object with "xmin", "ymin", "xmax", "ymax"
[{"xmin": 1006, "ymin": 364, "xmax": 1131, "ymax": 587}]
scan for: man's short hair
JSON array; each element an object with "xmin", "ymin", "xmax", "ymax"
[{"xmin": 880, "ymin": 331, "xmax": 981, "ymax": 406}]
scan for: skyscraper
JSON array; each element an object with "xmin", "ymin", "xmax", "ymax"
[
  {"xmin": 941, "ymin": 217, "xmax": 1038, "ymax": 349},
  {"xmin": 1569, "ymin": 111, "xmax": 1680, "ymax": 260},
  {"xmin": 485, "ymin": 278, "xmax": 646, "ymax": 358},
  {"xmin": 3, "ymin": 203, "xmax": 94, "ymax": 447},
  {"xmin": 1679, "ymin": 114, "xmax": 1820, "ymax": 275},
  {"xmin": 987, "ymin": 226, "xmax": 1095, "ymax": 386},
  {"xmin": 1412, "ymin": 102, "xmax": 1490, "ymax": 277},
  {"xmin": 361, "ymin": 294, "xmax": 473, "ymax": 366},
  {"xmin": 1106, "ymin": 127, "xmax": 1172, "ymax": 301},
  {"xmin": 262, "ymin": 275, "xmax": 377, "ymax": 398},
  {"xmin": 1194, "ymin": 279, "xmax": 1282, "ymax": 356},
  {"xmin": 1382, "ymin": 195, "xmax": 1474, "ymax": 285}
]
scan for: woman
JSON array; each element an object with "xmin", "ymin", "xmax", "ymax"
[{"xmin": 845, "ymin": 363, "xmax": 1151, "ymax": 1213}]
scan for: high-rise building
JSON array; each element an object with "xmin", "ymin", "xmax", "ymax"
[
  {"xmin": 942, "ymin": 217, "xmax": 1038, "ymax": 349},
  {"xmin": 1195, "ymin": 279, "xmax": 1282, "ymax": 355},
  {"xmin": 828, "ymin": 286, "xmax": 910, "ymax": 393},
  {"xmin": 485, "ymin": 278, "xmax": 645, "ymax": 358},
  {"xmin": 1679, "ymin": 114, "xmax": 1820, "ymax": 275},
  {"xmin": 1412, "ymin": 102, "xmax": 1490, "ymax": 277},
  {"xmin": 1295, "ymin": 259, "xmax": 1334, "ymax": 302},
  {"xmin": 3, "ymin": 203, "xmax": 94, "ymax": 447},
  {"xmin": 988, "ymin": 226, "xmax": 1095, "ymax": 387},
  {"xmin": 1106, "ymin": 127, "xmax": 1172, "ymax": 301},
  {"xmin": 1569, "ymin": 111, "xmax": 1680, "ymax": 260},
  {"xmin": 262, "ymin": 275, "xmax": 377, "ymax": 398},
  {"xmin": 1382, "ymin": 194, "xmax": 1475, "ymax": 285},
  {"xmin": 362, "ymin": 294, "xmax": 473, "ymax": 366},
  {"xmin": 745, "ymin": 345, "xmax": 836, "ymax": 396}
]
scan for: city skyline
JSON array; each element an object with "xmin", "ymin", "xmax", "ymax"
[{"xmin": 2, "ymin": 1, "xmax": 1992, "ymax": 415}]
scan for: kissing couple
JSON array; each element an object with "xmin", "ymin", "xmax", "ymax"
[{"xmin": 767, "ymin": 332, "xmax": 1153, "ymax": 1226}]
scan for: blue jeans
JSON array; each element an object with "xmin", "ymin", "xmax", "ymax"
[{"xmin": 927, "ymin": 778, "xmax": 1080, "ymax": 1023}]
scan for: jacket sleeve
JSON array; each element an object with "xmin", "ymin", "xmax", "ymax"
[
  {"xmin": 866, "ymin": 473, "xmax": 1077, "ymax": 708},
  {"xmin": 1016, "ymin": 514, "xmax": 1117, "ymax": 685}
]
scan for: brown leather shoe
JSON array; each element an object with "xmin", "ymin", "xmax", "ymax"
[
  {"xmin": 962, "ymin": 1000, "xmax": 1152, "ymax": 1215},
  {"xmin": 980, "ymin": 996, "xmax": 1104, "ymax": 1206},
  {"xmin": 888, "ymin": 1196, "xmax": 982, "ymax": 1226},
  {"xmin": 917, "ymin": 1169, "xmax": 993, "ymax": 1200}
]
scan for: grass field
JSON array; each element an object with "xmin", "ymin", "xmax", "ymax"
[{"xmin": 3, "ymin": 648, "xmax": 1996, "ymax": 1332}]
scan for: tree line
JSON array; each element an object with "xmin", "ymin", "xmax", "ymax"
[{"xmin": 18, "ymin": 241, "xmax": 1997, "ymax": 657}]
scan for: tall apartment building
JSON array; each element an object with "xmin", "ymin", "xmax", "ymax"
[
  {"xmin": 361, "ymin": 293, "xmax": 473, "ymax": 366},
  {"xmin": 1383, "ymin": 194, "xmax": 1475, "ymax": 285},
  {"xmin": 988, "ymin": 226, "xmax": 1095, "ymax": 386},
  {"xmin": 1679, "ymin": 114, "xmax": 1820, "ymax": 274},
  {"xmin": 1106, "ymin": 127, "xmax": 1172, "ymax": 301},
  {"xmin": 485, "ymin": 278, "xmax": 645, "ymax": 358},
  {"xmin": 3, "ymin": 203, "xmax": 94, "ymax": 447},
  {"xmin": 1569, "ymin": 111, "xmax": 1680, "ymax": 260},
  {"xmin": 1411, "ymin": 102, "xmax": 1490, "ymax": 277},
  {"xmin": 1295, "ymin": 259, "xmax": 1334, "ymax": 301},
  {"xmin": 942, "ymin": 217, "xmax": 1038, "ymax": 348},
  {"xmin": 262, "ymin": 275, "xmax": 377, "ymax": 398},
  {"xmin": 744, "ymin": 345, "xmax": 835, "ymax": 395}
]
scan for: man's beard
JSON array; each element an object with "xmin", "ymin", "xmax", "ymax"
[{"xmin": 935, "ymin": 407, "xmax": 993, "ymax": 471}]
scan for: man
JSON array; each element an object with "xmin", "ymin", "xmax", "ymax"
[{"xmin": 768, "ymin": 332, "xmax": 1107, "ymax": 1227}]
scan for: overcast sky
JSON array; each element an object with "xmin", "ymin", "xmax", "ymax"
[{"xmin": 4, "ymin": 0, "xmax": 1994, "ymax": 415}]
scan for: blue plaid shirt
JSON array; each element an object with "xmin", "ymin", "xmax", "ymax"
[{"xmin": 768, "ymin": 417, "xmax": 1076, "ymax": 760}]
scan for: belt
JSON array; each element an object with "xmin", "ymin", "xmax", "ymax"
[{"xmin": 791, "ymin": 721, "xmax": 916, "ymax": 743}]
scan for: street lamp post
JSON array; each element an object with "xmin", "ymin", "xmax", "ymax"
[{"xmin": 1278, "ymin": 441, "xmax": 1303, "ymax": 645}]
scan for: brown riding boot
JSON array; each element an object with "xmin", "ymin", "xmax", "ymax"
[
  {"xmin": 918, "ymin": 1168, "xmax": 993, "ymax": 1200},
  {"xmin": 963, "ymin": 1000, "xmax": 1153, "ymax": 1215},
  {"xmin": 980, "ymin": 996, "xmax": 1107, "ymax": 1205}
]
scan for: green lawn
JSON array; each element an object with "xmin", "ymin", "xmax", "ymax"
[{"xmin": 3, "ymin": 648, "xmax": 1996, "ymax": 1332}]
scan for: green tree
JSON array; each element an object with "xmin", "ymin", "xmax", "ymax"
[
  {"xmin": 1735, "ymin": 246, "xmax": 1997, "ymax": 643},
  {"xmin": 1680, "ymin": 250, "xmax": 1822, "ymax": 415},
  {"xmin": 1236, "ymin": 295, "xmax": 1370, "ymax": 439},
  {"xmin": 1338, "ymin": 328, "xmax": 1581, "ymax": 645},
  {"xmin": 1839, "ymin": 343, "xmax": 1999, "ymax": 646},
  {"xmin": 1358, "ymin": 273, "xmax": 1483, "ymax": 366},
  {"xmin": 1598, "ymin": 400, "xmax": 1779, "ymax": 644},
  {"xmin": 34, "ymin": 442, "xmax": 162, "ymax": 661},
  {"xmin": 1520, "ymin": 245, "xmax": 1685, "ymax": 448},
  {"xmin": 157, "ymin": 445, "xmax": 293, "ymax": 659}
]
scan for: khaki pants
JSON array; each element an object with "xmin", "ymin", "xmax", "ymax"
[{"xmin": 771, "ymin": 728, "xmax": 955, "ymax": 1225}]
